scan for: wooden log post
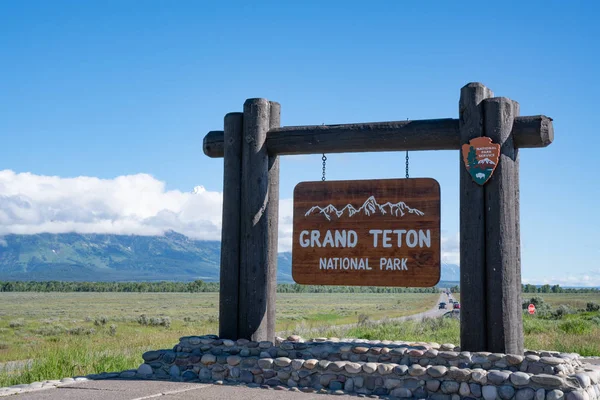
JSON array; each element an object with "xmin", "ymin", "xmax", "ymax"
[
  {"xmin": 459, "ymin": 83, "xmax": 493, "ymax": 352},
  {"xmin": 266, "ymin": 102, "xmax": 281, "ymax": 339},
  {"xmin": 238, "ymin": 98, "xmax": 273, "ymax": 341},
  {"xmin": 483, "ymin": 97, "xmax": 523, "ymax": 355},
  {"xmin": 512, "ymin": 100, "xmax": 525, "ymax": 354},
  {"xmin": 219, "ymin": 112, "xmax": 243, "ymax": 340}
]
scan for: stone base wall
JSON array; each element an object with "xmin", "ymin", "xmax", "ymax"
[{"xmin": 138, "ymin": 335, "xmax": 600, "ymax": 400}]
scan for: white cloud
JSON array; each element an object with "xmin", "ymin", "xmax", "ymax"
[
  {"xmin": 0, "ymin": 170, "xmax": 461, "ymax": 256},
  {"xmin": 441, "ymin": 232, "xmax": 460, "ymax": 265},
  {"xmin": 522, "ymin": 270, "xmax": 600, "ymax": 288},
  {"xmin": 0, "ymin": 169, "xmax": 223, "ymax": 242}
]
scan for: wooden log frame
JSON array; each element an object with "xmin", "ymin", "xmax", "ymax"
[
  {"xmin": 203, "ymin": 115, "xmax": 553, "ymax": 158},
  {"xmin": 206, "ymin": 83, "xmax": 554, "ymax": 352}
]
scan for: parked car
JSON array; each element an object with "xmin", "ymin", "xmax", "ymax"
[
  {"xmin": 453, "ymin": 302, "xmax": 460, "ymax": 309},
  {"xmin": 439, "ymin": 302, "xmax": 446, "ymax": 309}
]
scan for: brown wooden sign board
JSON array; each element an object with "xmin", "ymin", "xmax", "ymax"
[{"xmin": 292, "ymin": 178, "xmax": 441, "ymax": 287}]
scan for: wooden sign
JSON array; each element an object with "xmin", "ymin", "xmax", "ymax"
[
  {"xmin": 461, "ymin": 137, "xmax": 500, "ymax": 185},
  {"xmin": 292, "ymin": 178, "xmax": 440, "ymax": 287}
]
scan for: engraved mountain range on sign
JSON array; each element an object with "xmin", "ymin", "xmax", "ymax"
[{"xmin": 305, "ymin": 195, "xmax": 424, "ymax": 221}]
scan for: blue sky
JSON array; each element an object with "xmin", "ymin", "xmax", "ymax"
[{"xmin": 1, "ymin": 1, "xmax": 598, "ymax": 285}]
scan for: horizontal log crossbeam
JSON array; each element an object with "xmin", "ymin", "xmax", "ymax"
[{"xmin": 203, "ymin": 115, "xmax": 553, "ymax": 158}]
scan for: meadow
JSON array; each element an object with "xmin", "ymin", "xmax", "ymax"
[
  {"xmin": 1, "ymin": 291, "xmax": 599, "ymax": 387},
  {"xmin": 0, "ymin": 291, "xmax": 438, "ymax": 386}
]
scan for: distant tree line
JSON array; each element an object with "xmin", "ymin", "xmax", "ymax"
[
  {"xmin": 0, "ymin": 280, "xmax": 443, "ymax": 293},
  {"xmin": 1, "ymin": 281, "xmax": 590, "ymax": 294},
  {"xmin": 521, "ymin": 284, "xmax": 598, "ymax": 294}
]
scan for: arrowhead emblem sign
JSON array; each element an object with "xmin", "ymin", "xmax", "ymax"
[{"xmin": 461, "ymin": 137, "xmax": 500, "ymax": 185}]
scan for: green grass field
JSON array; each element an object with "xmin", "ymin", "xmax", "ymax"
[
  {"xmin": 0, "ymin": 291, "xmax": 439, "ymax": 386},
  {"xmin": 1, "ymin": 291, "xmax": 599, "ymax": 387}
]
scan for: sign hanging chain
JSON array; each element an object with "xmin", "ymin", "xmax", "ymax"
[
  {"xmin": 321, "ymin": 123, "xmax": 327, "ymax": 182},
  {"xmin": 405, "ymin": 118, "xmax": 410, "ymax": 179}
]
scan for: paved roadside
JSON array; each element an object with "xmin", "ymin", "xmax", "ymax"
[{"xmin": 8, "ymin": 380, "xmax": 358, "ymax": 399}]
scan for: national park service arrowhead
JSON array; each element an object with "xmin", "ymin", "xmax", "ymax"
[{"xmin": 461, "ymin": 137, "xmax": 500, "ymax": 185}]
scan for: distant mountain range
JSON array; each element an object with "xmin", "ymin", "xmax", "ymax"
[
  {"xmin": 305, "ymin": 196, "xmax": 424, "ymax": 221},
  {"xmin": 0, "ymin": 232, "xmax": 459, "ymax": 283}
]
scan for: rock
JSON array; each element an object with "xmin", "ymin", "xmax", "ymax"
[
  {"xmin": 222, "ymin": 339, "xmax": 235, "ymax": 347},
  {"xmin": 426, "ymin": 349, "xmax": 440, "ymax": 358},
  {"xmin": 291, "ymin": 359, "xmax": 304, "ymax": 370},
  {"xmin": 516, "ymin": 388, "xmax": 536, "ymax": 400},
  {"xmin": 460, "ymin": 382, "xmax": 471, "ymax": 397},
  {"xmin": 394, "ymin": 365, "xmax": 409, "ymax": 375},
  {"xmin": 566, "ymin": 390, "xmax": 586, "ymax": 400},
  {"xmin": 487, "ymin": 370, "xmax": 511, "ymax": 385},
  {"xmin": 199, "ymin": 368, "xmax": 211, "ymax": 381},
  {"xmin": 470, "ymin": 383, "xmax": 482, "ymax": 398},
  {"xmin": 354, "ymin": 376, "xmax": 364, "ymax": 388},
  {"xmin": 537, "ymin": 389, "xmax": 547, "ymax": 400},
  {"xmin": 541, "ymin": 357, "xmax": 566, "ymax": 365},
  {"xmin": 259, "ymin": 341, "xmax": 273, "ymax": 349},
  {"xmin": 274, "ymin": 357, "xmax": 291, "ymax": 367},
  {"xmin": 531, "ymin": 374, "xmax": 566, "ymax": 388},
  {"xmin": 499, "ymin": 385, "xmax": 516, "ymax": 400},
  {"xmin": 353, "ymin": 346, "xmax": 370, "ymax": 354},
  {"xmin": 391, "ymin": 388, "xmax": 413, "ymax": 398},
  {"xmin": 169, "ymin": 365, "xmax": 180, "ymax": 378},
  {"xmin": 277, "ymin": 370, "xmax": 290, "ymax": 380},
  {"xmin": 511, "ymin": 371, "xmax": 531, "ymax": 386},
  {"xmin": 428, "ymin": 365, "xmax": 448, "ymax": 378},
  {"xmin": 201, "ymin": 354, "xmax": 216, "ymax": 365},
  {"xmin": 287, "ymin": 335, "xmax": 301, "ymax": 342},
  {"xmin": 258, "ymin": 358, "xmax": 274, "ymax": 369},
  {"xmin": 318, "ymin": 360, "xmax": 331, "ymax": 370},
  {"xmin": 547, "ymin": 390, "xmax": 565, "ymax": 400},
  {"xmin": 182, "ymin": 370, "xmax": 198, "ymax": 382},
  {"xmin": 441, "ymin": 381, "xmax": 460, "ymax": 394},
  {"xmin": 508, "ymin": 354, "xmax": 525, "ymax": 365},
  {"xmin": 408, "ymin": 364, "xmax": 427, "ymax": 376},
  {"xmin": 384, "ymin": 378, "xmax": 402, "ymax": 389},
  {"xmin": 240, "ymin": 370, "xmax": 254, "ymax": 384},
  {"xmin": 448, "ymin": 367, "xmax": 472, "ymax": 381},
  {"xmin": 227, "ymin": 355, "xmax": 241, "ymax": 366},
  {"xmin": 240, "ymin": 349, "xmax": 251, "ymax": 357},
  {"xmin": 329, "ymin": 381, "xmax": 343, "ymax": 391},
  {"xmin": 345, "ymin": 362, "xmax": 362, "ymax": 374},
  {"xmin": 483, "ymin": 385, "xmax": 498, "ymax": 400},
  {"xmin": 320, "ymin": 374, "xmax": 337, "ymax": 387},
  {"xmin": 472, "ymin": 369, "xmax": 488, "ymax": 384},
  {"xmin": 344, "ymin": 378, "xmax": 355, "ymax": 392},
  {"xmin": 575, "ymin": 373, "xmax": 591, "ymax": 388},
  {"xmin": 378, "ymin": 363, "xmax": 395, "ymax": 375},
  {"xmin": 426, "ymin": 379, "xmax": 441, "ymax": 392},
  {"xmin": 440, "ymin": 351, "xmax": 460, "ymax": 359},
  {"xmin": 137, "ymin": 364, "xmax": 153, "ymax": 375},
  {"xmin": 304, "ymin": 359, "xmax": 318, "ymax": 369},
  {"xmin": 142, "ymin": 351, "xmax": 162, "ymax": 362},
  {"xmin": 363, "ymin": 362, "xmax": 378, "ymax": 373}
]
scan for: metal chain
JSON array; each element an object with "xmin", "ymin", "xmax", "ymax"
[
  {"xmin": 405, "ymin": 118, "xmax": 410, "ymax": 179},
  {"xmin": 322, "ymin": 154, "xmax": 327, "ymax": 181}
]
